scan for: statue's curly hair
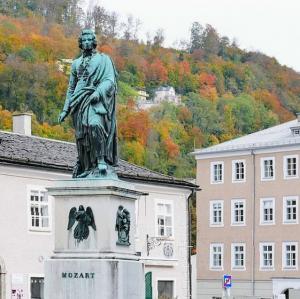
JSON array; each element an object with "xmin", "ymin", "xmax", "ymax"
[{"xmin": 78, "ymin": 29, "xmax": 97, "ymax": 50}]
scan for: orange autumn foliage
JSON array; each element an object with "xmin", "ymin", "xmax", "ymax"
[
  {"xmin": 199, "ymin": 72, "xmax": 216, "ymax": 87},
  {"xmin": 163, "ymin": 136, "xmax": 180, "ymax": 159},
  {"xmin": 156, "ymin": 119, "xmax": 180, "ymax": 159},
  {"xmin": 0, "ymin": 106, "xmax": 12, "ymax": 130},
  {"xmin": 114, "ymin": 55, "xmax": 125, "ymax": 70},
  {"xmin": 118, "ymin": 107, "xmax": 151, "ymax": 146},
  {"xmin": 253, "ymin": 89, "xmax": 294, "ymax": 122},
  {"xmin": 146, "ymin": 58, "xmax": 168, "ymax": 83},
  {"xmin": 199, "ymin": 86, "xmax": 218, "ymax": 102},
  {"xmin": 178, "ymin": 61, "xmax": 191, "ymax": 80},
  {"xmin": 198, "ymin": 72, "xmax": 218, "ymax": 101},
  {"xmin": 99, "ymin": 44, "xmax": 114, "ymax": 56}
]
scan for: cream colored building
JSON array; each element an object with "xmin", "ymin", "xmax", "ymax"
[
  {"xmin": 194, "ymin": 115, "xmax": 300, "ymax": 299},
  {"xmin": 0, "ymin": 114, "xmax": 197, "ymax": 299}
]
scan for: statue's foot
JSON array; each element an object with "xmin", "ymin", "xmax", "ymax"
[
  {"xmin": 98, "ymin": 162, "xmax": 108, "ymax": 175},
  {"xmin": 76, "ymin": 171, "xmax": 90, "ymax": 178}
]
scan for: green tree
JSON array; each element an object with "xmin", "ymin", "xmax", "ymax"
[{"xmin": 189, "ymin": 22, "xmax": 203, "ymax": 53}]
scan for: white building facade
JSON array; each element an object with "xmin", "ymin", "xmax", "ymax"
[
  {"xmin": 0, "ymin": 115, "xmax": 196, "ymax": 299},
  {"xmin": 153, "ymin": 87, "xmax": 181, "ymax": 105}
]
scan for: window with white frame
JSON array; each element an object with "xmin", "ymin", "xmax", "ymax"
[
  {"xmin": 232, "ymin": 160, "xmax": 246, "ymax": 182},
  {"xmin": 282, "ymin": 242, "xmax": 298, "ymax": 270},
  {"xmin": 260, "ymin": 243, "xmax": 274, "ymax": 270},
  {"xmin": 283, "ymin": 196, "xmax": 298, "ymax": 224},
  {"xmin": 231, "ymin": 243, "xmax": 246, "ymax": 270},
  {"xmin": 261, "ymin": 157, "xmax": 275, "ymax": 180},
  {"xmin": 284, "ymin": 155, "xmax": 298, "ymax": 179},
  {"xmin": 210, "ymin": 161, "xmax": 224, "ymax": 184},
  {"xmin": 28, "ymin": 187, "xmax": 50, "ymax": 231},
  {"xmin": 210, "ymin": 243, "xmax": 223, "ymax": 270},
  {"xmin": 260, "ymin": 198, "xmax": 275, "ymax": 225},
  {"xmin": 210, "ymin": 200, "xmax": 223, "ymax": 226},
  {"xmin": 231, "ymin": 199, "xmax": 246, "ymax": 225},
  {"xmin": 156, "ymin": 201, "xmax": 173, "ymax": 237}
]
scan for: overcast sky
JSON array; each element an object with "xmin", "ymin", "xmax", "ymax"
[{"xmin": 82, "ymin": 0, "xmax": 300, "ymax": 72}]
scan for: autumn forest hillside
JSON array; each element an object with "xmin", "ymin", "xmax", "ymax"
[{"xmin": 0, "ymin": 1, "xmax": 300, "ymax": 179}]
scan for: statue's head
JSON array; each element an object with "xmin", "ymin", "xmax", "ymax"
[{"xmin": 78, "ymin": 29, "xmax": 97, "ymax": 51}]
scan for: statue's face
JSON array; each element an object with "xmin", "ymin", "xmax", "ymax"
[{"xmin": 81, "ymin": 33, "xmax": 94, "ymax": 51}]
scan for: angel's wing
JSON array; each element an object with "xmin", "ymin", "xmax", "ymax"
[
  {"xmin": 86, "ymin": 207, "xmax": 96, "ymax": 231},
  {"xmin": 67, "ymin": 207, "xmax": 77, "ymax": 230}
]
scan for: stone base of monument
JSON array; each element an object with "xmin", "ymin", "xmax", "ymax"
[
  {"xmin": 44, "ymin": 178, "xmax": 146, "ymax": 299},
  {"xmin": 45, "ymin": 258, "xmax": 144, "ymax": 299}
]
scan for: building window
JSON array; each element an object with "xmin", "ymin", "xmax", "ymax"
[
  {"xmin": 210, "ymin": 161, "xmax": 224, "ymax": 184},
  {"xmin": 157, "ymin": 280, "xmax": 174, "ymax": 299},
  {"xmin": 156, "ymin": 201, "xmax": 173, "ymax": 237},
  {"xmin": 284, "ymin": 155, "xmax": 298, "ymax": 179},
  {"xmin": 260, "ymin": 198, "xmax": 275, "ymax": 225},
  {"xmin": 30, "ymin": 276, "xmax": 44, "ymax": 299},
  {"xmin": 260, "ymin": 243, "xmax": 274, "ymax": 270},
  {"xmin": 291, "ymin": 127, "xmax": 300, "ymax": 136},
  {"xmin": 261, "ymin": 157, "xmax": 275, "ymax": 180},
  {"xmin": 231, "ymin": 243, "xmax": 246, "ymax": 270},
  {"xmin": 282, "ymin": 242, "xmax": 298, "ymax": 270},
  {"xmin": 28, "ymin": 187, "xmax": 50, "ymax": 231},
  {"xmin": 210, "ymin": 243, "xmax": 223, "ymax": 270},
  {"xmin": 231, "ymin": 199, "xmax": 246, "ymax": 225},
  {"xmin": 283, "ymin": 196, "xmax": 298, "ymax": 224},
  {"xmin": 210, "ymin": 200, "xmax": 224, "ymax": 226},
  {"xmin": 232, "ymin": 160, "xmax": 246, "ymax": 182}
]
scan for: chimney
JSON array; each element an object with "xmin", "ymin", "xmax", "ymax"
[
  {"xmin": 297, "ymin": 112, "xmax": 300, "ymax": 123},
  {"xmin": 12, "ymin": 113, "xmax": 32, "ymax": 135}
]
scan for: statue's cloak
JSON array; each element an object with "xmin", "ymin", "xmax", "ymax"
[{"xmin": 63, "ymin": 53, "xmax": 118, "ymax": 166}]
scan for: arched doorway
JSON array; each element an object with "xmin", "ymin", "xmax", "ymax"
[
  {"xmin": 0, "ymin": 257, "xmax": 6, "ymax": 299},
  {"xmin": 145, "ymin": 272, "xmax": 152, "ymax": 299}
]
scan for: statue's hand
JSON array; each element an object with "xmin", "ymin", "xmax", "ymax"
[
  {"xmin": 58, "ymin": 111, "xmax": 68, "ymax": 123},
  {"xmin": 89, "ymin": 91, "xmax": 100, "ymax": 104}
]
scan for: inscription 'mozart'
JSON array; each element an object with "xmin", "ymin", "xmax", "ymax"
[{"xmin": 62, "ymin": 272, "xmax": 95, "ymax": 279}]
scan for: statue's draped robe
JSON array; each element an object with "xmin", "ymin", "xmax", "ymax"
[{"xmin": 63, "ymin": 53, "xmax": 118, "ymax": 175}]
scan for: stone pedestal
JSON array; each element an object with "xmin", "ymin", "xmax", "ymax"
[{"xmin": 44, "ymin": 178, "xmax": 145, "ymax": 299}]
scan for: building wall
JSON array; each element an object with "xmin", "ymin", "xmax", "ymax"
[
  {"xmin": 134, "ymin": 183, "xmax": 191, "ymax": 299},
  {"xmin": 197, "ymin": 279, "xmax": 272, "ymax": 299},
  {"xmin": 0, "ymin": 165, "xmax": 64, "ymax": 299},
  {"xmin": 0, "ymin": 164, "xmax": 191, "ymax": 299},
  {"xmin": 196, "ymin": 146, "xmax": 300, "ymax": 298}
]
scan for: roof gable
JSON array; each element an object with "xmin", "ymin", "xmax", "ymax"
[{"xmin": 194, "ymin": 119, "xmax": 300, "ymax": 155}]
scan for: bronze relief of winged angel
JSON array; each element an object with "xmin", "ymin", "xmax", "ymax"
[{"xmin": 67, "ymin": 205, "xmax": 96, "ymax": 242}]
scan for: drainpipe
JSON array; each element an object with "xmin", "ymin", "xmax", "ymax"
[
  {"xmin": 187, "ymin": 189, "xmax": 195, "ymax": 299},
  {"xmin": 251, "ymin": 150, "xmax": 256, "ymax": 296}
]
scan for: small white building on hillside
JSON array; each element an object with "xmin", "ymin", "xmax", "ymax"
[
  {"xmin": 137, "ymin": 86, "xmax": 181, "ymax": 110},
  {"xmin": 153, "ymin": 86, "xmax": 181, "ymax": 105}
]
